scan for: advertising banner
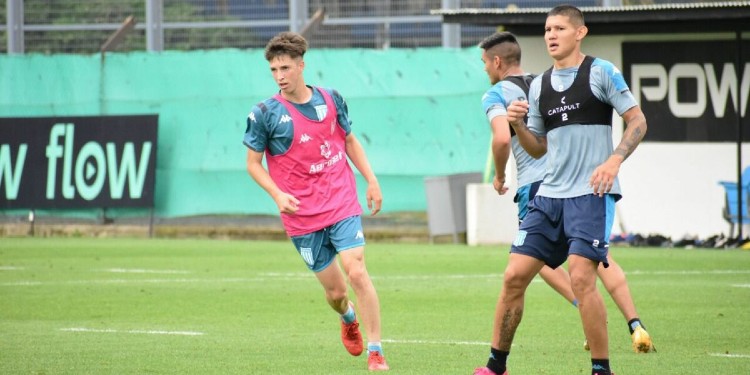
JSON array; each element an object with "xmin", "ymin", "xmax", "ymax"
[
  {"xmin": 0, "ymin": 115, "xmax": 158, "ymax": 209},
  {"xmin": 622, "ymin": 40, "xmax": 749, "ymax": 142}
]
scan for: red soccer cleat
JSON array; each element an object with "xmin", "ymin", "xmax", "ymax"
[
  {"xmin": 340, "ymin": 319, "xmax": 363, "ymax": 356},
  {"xmin": 367, "ymin": 351, "xmax": 390, "ymax": 371}
]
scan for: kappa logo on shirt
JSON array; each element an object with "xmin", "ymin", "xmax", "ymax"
[
  {"xmin": 248, "ymin": 112, "xmax": 256, "ymax": 122},
  {"xmin": 279, "ymin": 114, "xmax": 292, "ymax": 124},
  {"xmin": 299, "ymin": 134, "xmax": 312, "ymax": 143}
]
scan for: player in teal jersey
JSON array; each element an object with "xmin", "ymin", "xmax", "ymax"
[
  {"xmin": 243, "ymin": 32, "xmax": 388, "ymax": 371},
  {"xmin": 473, "ymin": 31, "xmax": 654, "ymax": 375},
  {"xmin": 479, "ymin": 5, "xmax": 652, "ymax": 374}
]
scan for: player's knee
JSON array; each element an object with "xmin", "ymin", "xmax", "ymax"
[
  {"xmin": 503, "ymin": 267, "xmax": 533, "ymax": 291},
  {"xmin": 569, "ymin": 272, "xmax": 596, "ymax": 295},
  {"xmin": 345, "ymin": 265, "xmax": 369, "ymax": 286}
]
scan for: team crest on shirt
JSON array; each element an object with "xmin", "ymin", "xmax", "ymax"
[
  {"xmin": 314, "ymin": 105, "xmax": 327, "ymax": 121},
  {"xmin": 320, "ymin": 141, "xmax": 332, "ymax": 159}
]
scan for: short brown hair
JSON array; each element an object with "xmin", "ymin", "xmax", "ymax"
[{"xmin": 264, "ymin": 32, "xmax": 308, "ymax": 62}]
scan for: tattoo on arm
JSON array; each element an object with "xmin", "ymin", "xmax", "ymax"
[{"xmin": 614, "ymin": 114, "xmax": 646, "ymax": 160}]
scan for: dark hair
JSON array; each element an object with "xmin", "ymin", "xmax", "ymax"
[
  {"xmin": 479, "ymin": 32, "xmax": 522, "ymax": 66},
  {"xmin": 548, "ymin": 4, "xmax": 585, "ymax": 26},
  {"xmin": 264, "ymin": 32, "xmax": 308, "ymax": 62}
]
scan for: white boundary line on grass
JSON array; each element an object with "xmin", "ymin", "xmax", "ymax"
[
  {"xmin": 61, "ymin": 327, "xmax": 203, "ymax": 336},
  {"xmin": 383, "ymin": 338, "xmax": 489, "ymax": 346},
  {"xmin": 1, "ymin": 277, "xmax": 266, "ymax": 286},
  {"xmin": 0, "ymin": 266, "xmax": 24, "ymax": 270},
  {"xmin": 709, "ymin": 353, "xmax": 750, "ymax": 359},
  {"xmin": 102, "ymin": 268, "xmax": 191, "ymax": 274},
  {"xmin": 4, "ymin": 269, "xmax": 750, "ymax": 287},
  {"xmin": 625, "ymin": 270, "xmax": 750, "ymax": 275}
]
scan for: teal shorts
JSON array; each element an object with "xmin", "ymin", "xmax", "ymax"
[{"xmin": 290, "ymin": 215, "xmax": 365, "ymax": 272}]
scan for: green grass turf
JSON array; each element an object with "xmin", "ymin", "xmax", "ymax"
[{"xmin": 1, "ymin": 237, "xmax": 749, "ymax": 374}]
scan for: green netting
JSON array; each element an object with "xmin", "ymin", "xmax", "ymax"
[{"xmin": 0, "ymin": 48, "xmax": 491, "ymax": 218}]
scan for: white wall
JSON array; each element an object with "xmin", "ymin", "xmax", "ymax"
[{"xmin": 506, "ymin": 34, "xmax": 750, "ymax": 241}]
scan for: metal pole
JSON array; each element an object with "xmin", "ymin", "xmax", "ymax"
[
  {"xmin": 146, "ymin": 0, "xmax": 164, "ymax": 51},
  {"xmin": 7, "ymin": 0, "xmax": 24, "ymax": 54},
  {"xmin": 28, "ymin": 209, "xmax": 35, "ymax": 236},
  {"xmin": 441, "ymin": 0, "xmax": 460, "ymax": 48},
  {"xmin": 736, "ymin": 30, "xmax": 744, "ymax": 240},
  {"xmin": 289, "ymin": 0, "xmax": 309, "ymax": 33}
]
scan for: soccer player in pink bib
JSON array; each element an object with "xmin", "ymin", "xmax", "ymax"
[{"xmin": 244, "ymin": 31, "xmax": 388, "ymax": 372}]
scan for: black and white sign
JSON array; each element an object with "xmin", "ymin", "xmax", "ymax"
[
  {"xmin": 622, "ymin": 40, "xmax": 749, "ymax": 142},
  {"xmin": 0, "ymin": 115, "xmax": 158, "ymax": 209}
]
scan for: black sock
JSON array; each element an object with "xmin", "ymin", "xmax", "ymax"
[
  {"xmin": 591, "ymin": 358, "xmax": 610, "ymax": 375},
  {"xmin": 627, "ymin": 318, "xmax": 644, "ymax": 334},
  {"xmin": 486, "ymin": 348, "xmax": 508, "ymax": 374}
]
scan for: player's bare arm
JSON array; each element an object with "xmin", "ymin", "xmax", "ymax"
[
  {"xmin": 506, "ymin": 100, "xmax": 547, "ymax": 158},
  {"xmin": 589, "ymin": 106, "xmax": 648, "ymax": 196},
  {"xmin": 490, "ymin": 115, "xmax": 511, "ymax": 195},
  {"xmin": 344, "ymin": 133, "xmax": 382, "ymax": 215},
  {"xmin": 614, "ymin": 106, "xmax": 647, "ymax": 161},
  {"xmin": 246, "ymin": 149, "xmax": 300, "ymax": 213}
]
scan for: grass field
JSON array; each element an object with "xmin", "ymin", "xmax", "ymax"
[{"xmin": 1, "ymin": 237, "xmax": 749, "ymax": 374}]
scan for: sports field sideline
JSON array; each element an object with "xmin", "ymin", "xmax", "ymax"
[{"xmin": 1, "ymin": 237, "xmax": 749, "ymax": 374}]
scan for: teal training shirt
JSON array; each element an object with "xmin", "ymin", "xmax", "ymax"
[
  {"xmin": 481, "ymin": 74, "xmax": 546, "ymax": 188},
  {"xmin": 526, "ymin": 57, "xmax": 637, "ymax": 199},
  {"xmin": 244, "ymin": 86, "xmax": 352, "ymax": 155}
]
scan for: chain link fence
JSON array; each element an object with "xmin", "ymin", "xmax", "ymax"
[{"xmin": 1, "ymin": 0, "xmax": 735, "ymax": 54}]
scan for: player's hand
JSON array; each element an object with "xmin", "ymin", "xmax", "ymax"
[
  {"xmin": 366, "ymin": 181, "xmax": 382, "ymax": 216},
  {"xmin": 493, "ymin": 175, "xmax": 509, "ymax": 195},
  {"xmin": 506, "ymin": 100, "xmax": 529, "ymax": 128},
  {"xmin": 274, "ymin": 192, "xmax": 300, "ymax": 214},
  {"xmin": 589, "ymin": 155, "xmax": 623, "ymax": 197}
]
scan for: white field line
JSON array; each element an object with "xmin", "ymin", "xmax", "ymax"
[
  {"xmin": 102, "ymin": 268, "xmax": 190, "ymax": 274},
  {"xmin": 1, "ymin": 277, "xmax": 268, "ymax": 286},
  {"xmin": 0, "ymin": 266, "xmax": 24, "ymax": 270},
  {"xmin": 3, "ymin": 269, "xmax": 750, "ymax": 287},
  {"xmin": 626, "ymin": 270, "xmax": 750, "ymax": 275},
  {"xmin": 260, "ymin": 272, "xmax": 501, "ymax": 280},
  {"xmin": 383, "ymin": 338, "xmax": 489, "ymax": 346},
  {"xmin": 709, "ymin": 353, "xmax": 750, "ymax": 359},
  {"xmin": 61, "ymin": 327, "xmax": 203, "ymax": 336}
]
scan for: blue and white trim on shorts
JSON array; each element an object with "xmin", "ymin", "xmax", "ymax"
[{"xmin": 290, "ymin": 215, "xmax": 366, "ymax": 272}]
